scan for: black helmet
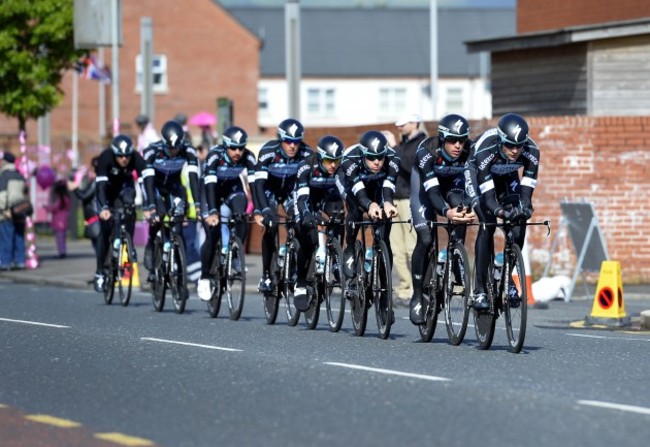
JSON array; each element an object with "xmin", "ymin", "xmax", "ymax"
[
  {"xmin": 359, "ymin": 130, "xmax": 388, "ymax": 158},
  {"xmin": 135, "ymin": 114, "xmax": 149, "ymax": 126},
  {"xmin": 222, "ymin": 126, "xmax": 248, "ymax": 148},
  {"xmin": 111, "ymin": 135, "xmax": 134, "ymax": 156},
  {"xmin": 277, "ymin": 118, "xmax": 304, "ymax": 142},
  {"xmin": 161, "ymin": 120, "xmax": 184, "ymax": 149},
  {"xmin": 497, "ymin": 113, "xmax": 528, "ymax": 146},
  {"xmin": 438, "ymin": 114, "xmax": 470, "ymax": 142},
  {"xmin": 317, "ymin": 135, "xmax": 344, "ymax": 161}
]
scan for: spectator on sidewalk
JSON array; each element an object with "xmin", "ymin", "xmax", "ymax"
[
  {"xmin": 0, "ymin": 152, "xmax": 28, "ymax": 270},
  {"xmin": 68, "ymin": 157, "xmax": 100, "ymax": 256},
  {"xmin": 44, "ymin": 179, "xmax": 71, "ymax": 259},
  {"xmin": 135, "ymin": 114, "xmax": 160, "ymax": 153},
  {"xmin": 382, "ymin": 114, "xmax": 427, "ymax": 306}
]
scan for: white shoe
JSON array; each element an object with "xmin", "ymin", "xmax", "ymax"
[{"xmin": 197, "ymin": 279, "xmax": 213, "ymax": 302}]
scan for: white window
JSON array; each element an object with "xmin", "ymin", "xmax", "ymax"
[
  {"xmin": 258, "ymin": 87, "xmax": 268, "ymax": 112},
  {"xmin": 135, "ymin": 54, "xmax": 168, "ymax": 93},
  {"xmin": 379, "ymin": 87, "xmax": 407, "ymax": 116},
  {"xmin": 445, "ymin": 87, "xmax": 464, "ymax": 115},
  {"xmin": 307, "ymin": 88, "xmax": 335, "ymax": 116}
]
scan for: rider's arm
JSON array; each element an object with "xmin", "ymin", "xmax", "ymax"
[
  {"xmin": 381, "ymin": 151, "xmax": 399, "ymax": 206},
  {"xmin": 252, "ymin": 146, "xmax": 272, "ymax": 215},
  {"xmin": 203, "ymin": 151, "xmax": 219, "ymax": 216},
  {"xmin": 94, "ymin": 150, "xmax": 112, "ymax": 210},
  {"xmin": 519, "ymin": 139, "xmax": 540, "ymax": 211},
  {"xmin": 183, "ymin": 144, "xmax": 201, "ymax": 211},
  {"xmin": 295, "ymin": 161, "xmax": 311, "ymax": 217},
  {"xmin": 418, "ymin": 150, "xmax": 450, "ymax": 217},
  {"xmin": 474, "ymin": 146, "xmax": 502, "ymax": 216},
  {"xmin": 141, "ymin": 146, "xmax": 157, "ymax": 210}
]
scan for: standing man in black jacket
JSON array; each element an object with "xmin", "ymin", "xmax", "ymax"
[{"xmin": 382, "ymin": 114, "xmax": 427, "ymax": 306}]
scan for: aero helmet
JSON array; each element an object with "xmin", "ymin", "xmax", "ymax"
[
  {"xmin": 438, "ymin": 114, "xmax": 470, "ymax": 143},
  {"xmin": 277, "ymin": 118, "xmax": 304, "ymax": 142},
  {"xmin": 111, "ymin": 135, "xmax": 134, "ymax": 156},
  {"xmin": 161, "ymin": 120, "xmax": 184, "ymax": 149},
  {"xmin": 497, "ymin": 113, "xmax": 528, "ymax": 146},
  {"xmin": 359, "ymin": 130, "xmax": 388, "ymax": 158},
  {"xmin": 222, "ymin": 126, "xmax": 248, "ymax": 148},
  {"xmin": 317, "ymin": 135, "xmax": 344, "ymax": 161}
]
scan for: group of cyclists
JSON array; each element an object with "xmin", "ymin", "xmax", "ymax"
[{"xmin": 91, "ymin": 111, "xmax": 539, "ymax": 334}]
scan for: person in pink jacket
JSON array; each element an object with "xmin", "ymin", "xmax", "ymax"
[{"xmin": 44, "ymin": 179, "xmax": 71, "ymax": 258}]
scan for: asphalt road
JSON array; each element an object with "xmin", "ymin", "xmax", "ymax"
[{"xmin": 1, "ymin": 282, "xmax": 649, "ymax": 447}]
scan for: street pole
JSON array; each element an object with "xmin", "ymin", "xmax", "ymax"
[
  {"xmin": 141, "ymin": 17, "xmax": 154, "ymax": 125},
  {"xmin": 430, "ymin": 0, "xmax": 438, "ymax": 120},
  {"xmin": 285, "ymin": 0, "xmax": 301, "ymax": 120},
  {"xmin": 111, "ymin": 0, "xmax": 120, "ymax": 133}
]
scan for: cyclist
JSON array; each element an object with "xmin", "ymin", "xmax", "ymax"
[
  {"xmin": 253, "ymin": 118, "xmax": 312, "ymax": 294},
  {"xmin": 293, "ymin": 135, "xmax": 346, "ymax": 311},
  {"xmin": 336, "ymin": 130, "xmax": 400, "ymax": 282},
  {"xmin": 142, "ymin": 120, "xmax": 201, "ymax": 285},
  {"xmin": 408, "ymin": 114, "xmax": 476, "ymax": 324},
  {"xmin": 464, "ymin": 113, "xmax": 539, "ymax": 310},
  {"xmin": 197, "ymin": 126, "xmax": 257, "ymax": 301},
  {"xmin": 93, "ymin": 135, "xmax": 146, "ymax": 293}
]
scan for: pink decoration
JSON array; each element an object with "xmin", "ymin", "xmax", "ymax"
[
  {"xmin": 27, "ymin": 233, "xmax": 35, "ymax": 242},
  {"xmin": 36, "ymin": 165, "xmax": 56, "ymax": 189}
]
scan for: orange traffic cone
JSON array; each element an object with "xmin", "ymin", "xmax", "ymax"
[{"xmin": 522, "ymin": 235, "xmax": 547, "ymax": 309}]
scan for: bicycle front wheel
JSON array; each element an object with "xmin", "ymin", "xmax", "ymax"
[
  {"xmin": 117, "ymin": 232, "xmax": 134, "ymax": 307},
  {"xmin": 263, "ymin": 250, "xmax": 280, "ymax": 325},
  {"xmin": 350, "ymin": 241, "xmax": 368, "ymax": 337},
  {"xmin": 504, "ymin": 244, "xmax": 528, "ymax": 353},
  {"xmin": 445, "ymin": 241, "xmax": 470, "ymax": 345},
  {"xmin": 374, "ymin": 240, "xmax": 393, "ymax": 340},
  {"xmin": 419, "ymin": 247, "xmax": 439, "ymax": 342},
  {"xmin": 283, "ymin": 238, "xmax": 301, "ymax": 326},
  {"xmin": 473, "ymin": 261, "xmax": 497, "ymax": 350},
  {"xmin": 226, "ymin": 236, "xmax": 246, "ymax": 321},
  {"xmin": 207, "ymin": 247, "xmax": 222, "ymax": 318},
  {"xmin": 103, "ymin": 247, "xmax": 116, "ymax": 305},
  {"xmin": 303, "ymin": 281, "xmax": 320, "ymax": 330},
  {"xmin": 324, "ymin": 239, "xmax": 345, "ymax": 332},
  {"xmin": 169, "ymin": 234, "xmax": 188, "ymax": 314},
  {"xmin": 151, "ymin": 238, "xmax": 166, "ymax": 312}
]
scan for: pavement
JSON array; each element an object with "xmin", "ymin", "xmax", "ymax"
[{"xmin": 2, "ymin": 235, "xmax": 650, "ymax": 330}]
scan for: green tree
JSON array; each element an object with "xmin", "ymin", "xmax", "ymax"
[{"xmin": 0, "ymin": 0, "xmax": 86, "ymax": 133}]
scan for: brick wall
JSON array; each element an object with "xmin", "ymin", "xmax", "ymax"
[{"xmin": 518, "ymin": 0, "xmax": 650, "ymax": 33}]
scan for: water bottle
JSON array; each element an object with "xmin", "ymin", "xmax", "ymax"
[
  {"xmin": 364, "ymin": 248, "xmax": 373, "ymax": 273},
  {"xmin": 315, "ymin": 249, "xmax": 326, "ymax": 274},
  {"xmin": 163, "ymin": 241, "xmax": 172, "ymax": 263},
  {"xmin": 278, "ymin": 244, "xmax": 286, "ymax": 268},
  {"xmin": 493, "ymin": 252, "xmax": 504, "ymax": 281},
  {"xmin": 112, "ymin": 238, "xmax": 121, "ymax": 257},
  {"xmin": 436, "ymin": 249, "xmax": 447, "ymax": 277}
]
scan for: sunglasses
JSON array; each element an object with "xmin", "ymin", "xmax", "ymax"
[
  {"xmin": 445, "ymin": 136, "xmax": 467, "ymax": 145},
  {"xmin": 116, "ymin": 154, "xmax": 131, "ymax": 159},
  {"xmin": 282, "ymin": 139, "xmax": 301, "ymax": 145},
  {"xmin": 503, "ymin": 142, "xmax": 524, "ymax": 149},
  {"xmin": 228, "ymin": 146, "xmax": 245, "ymax": 152},
  {"xmin": 365, "ymin": 154, "xmax": 386, "ymax": 162}
]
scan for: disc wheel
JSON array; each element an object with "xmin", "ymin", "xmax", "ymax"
[
  {"xmin": 444, "ymin": 241, "xmax": 471, "ymax": 345},
  {"xmin": 117, "ymin": 232, "xmax": 134, "ymax": 307},
  {"xmin": 226, "ymin": 237, "xmax": 246, "ymax": 321},
  {"xmin": 503, "ymin": 244, "xmax": 528, "ymax": 353},
  {"xmin": 374, "ymin": 240, "xmax": 393, "ymax": 340},
  {"xmin": 324, "ymin": 239, "xmax": 345, "ymax": 332}
]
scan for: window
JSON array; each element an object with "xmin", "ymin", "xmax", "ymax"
[
  {"xmin": 135, "ymin": 54, "xmax": 168, "ymax": 93},
  {"xmin": 258, "ymin": 87, "xmax": 268, "ymax": 112},
  {"xmin": 445, "ymin": 87, "xmax": 464, "ymax": 114},
  {"xmin": 379, "ymin": 88, "xmax": 407, "ymax": 116},
  {"xmin": 307, "ymin": 88, "xmax": 335, "ymax": 116}
]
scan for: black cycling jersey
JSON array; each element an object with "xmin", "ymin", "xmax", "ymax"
[
  {"xmin": 253, "ymin": 139, "xmax": 312, "ymax": 213},
  {"xmin": 295, "ymin": 153, "xmax": 343, "ymax": 219},
  {"xmin": 203, "ymin": 145, "xmax": 256, "ymax": 215},
  {"xmin": 95, "ymin": 148, "xmax": 146, "ymax": 209}
]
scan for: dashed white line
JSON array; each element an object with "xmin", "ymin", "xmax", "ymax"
[
  {"xmin": 0, "ymin": 317, "xmax": 70, "ymax": 329},
  {"xmin": 577, "ymin": 400, "xmax": 650, "ymax": 416},
  {"xmin": 566, "ymin": 333, "xmax": 650, "ymax": 342},
  {"xmin": 141, "ymin": 337, "xmax": 242, "ymax": 352},
  {"xmin": 324, "ymin": 362, "xmax": 451, "ymax": 382}
]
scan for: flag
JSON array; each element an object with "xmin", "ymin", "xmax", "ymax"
[{"xmin": 75, "ymin": 54, "xmax": 111, "ymax": 84}]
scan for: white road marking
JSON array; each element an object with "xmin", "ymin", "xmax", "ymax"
[
  {"xmin": 324, "ymin": 362, "xmax": 451, "ymax": 382},
  {"xmin": 566, "ymin": 333, "xmax": 650, "ymax": 342},
  {"xmin": 141, "ymin": 337, "xmax": 242, "ymax": 352},
  {"xmin": 577, "ymin": 400, "xmax": 650, "ymax": 416},
  {"xmin": 0, "ymin": 317, "xmax": 70, "ymax": 329}
]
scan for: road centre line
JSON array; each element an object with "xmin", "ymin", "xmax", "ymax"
[
  {"xmin": 566, "ymin": 333, "xmax": 650, "ymax": 342},
  {"xmin": 141, "ymin": 337, "xmax": 242, "ymax": 352},
  {"xmin": 324, "ymin": 362, "xmax": 451, "ymax": 382},
  {"xmin": 577, "ymin": 400, "xmax": 650, "ymax": 416},
  {"xmin": 0, "ymin": 317, "xmax": 70, "ymax": 329}
]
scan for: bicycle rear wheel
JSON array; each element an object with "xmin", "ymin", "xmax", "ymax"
[
  {"xmin": 103, "ymin": 248, "xmax": 116, "ymax": 305},
  {"xmin": 169, "ymin": 234, "xmax": 188, "ymax": 314},
  {"xmin": 350, "ymin": 241, "xmax": 368, "ymax": 337},
  {"xmin": 504, "ymin": 244, "xmax": 527, "ymax": 353},
  {"xmin": 419, "ymin": 247, "xmax": 439, "ymax": 342},
  {"xmin": 151, "ymin": 238, "xmax": 166, "ymax": 312},
  {"xmin": 263, "ymin": 250, "xmax": 280, "ymax": 325},
  {"xmin": 226, "ymin": 236, "xmax": 246, "ymax": 321},
  {"xmin": 303, "ymin": 281, "xmax": 320, "ymax": 330},
  {"xmin": 117, "ymin": 232, "xmax": 134, "ymax": 307},
  {"xmin": 324, "ymin": 239, "xmax": 345, "ymax": 332},
  {"xmin": 207, "ymin": 248, "xmax": 222, "ymax": 318},
  {"xmin": 374, "ymin": 240, "xmax": 393, "ymax": 340},
  {"xmin": 473, "ymin": 261, "xmax": 497, "ymax": 350},
  {"xmin": 284, "ymin": 238, "xmax": 301, "ymax": 326},
  {"xmin": 445, "ymin": 241, "xmax": 470, "ymax": 345}
]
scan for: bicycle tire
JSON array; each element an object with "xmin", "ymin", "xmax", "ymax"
[
  {"xmin": 445, "ymin": 240, "xmax": 471, "ymax": 345},
  {"xmin": 170, "ymin": 234, "xmax": 188, "ymax": 314},
  {"xmin": 207, "ymin": 247, "xmax": 222, "ymax": 318},
  {"xmin": 324, "ymin": 239, "xmax": 345, "ymax": 332},
  {"xmin": 374, "ymin": 240, "xmax": 393, "ymax": 339},
  {"xmin": 284, "ymin": 238, "xmax": 301, "ymax": 326},
  {"xmin": 473, "ymin": 260, "xmax": 497, "ymax": 350},
  {"xmin": 418, "ymin": 246, "xmax": 439, "ymax": 342},
  {"xmin": 350, "ymin": 240, "xmax": 368, "ymax": 337},
  {"xmin": 504, "ymin": 244, "xmax": 528, "ymax": 353},
  {"xmin": 303, "ymin": 282, "xmax": 320, "ymax": 330},
  {"xmin": 118, "ymin": 231, "xmax": 134, "ymax": 307},
  {"xmin": 263, "ymin": 250, "xmax": 280, "ymax": 325},
  {"xmin": 226, "ymin": 236, "xmax": 246, "ymax": 321},
  {"xmin": 103, "ymin": 245, "xmax": 116, "ymax": 305},
  {"xmin": 151, "ymin": 238, "xmax": 166, "ymax": 312}
]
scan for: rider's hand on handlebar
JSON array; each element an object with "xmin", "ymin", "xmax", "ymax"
[
  {"xmin": 383, "ymin": 202, "xmax": 398, "ymax": 219},
  {"xmin": 368, "ymin": 202, "xmax": 382, "ymax": 220},
  {"xmin": 99, "ymin": 209, "xmax": 112, "ymax": 221},
  {"xmin": 205, "ymin": 213, "xmax": 219, "ymax": 227}
]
